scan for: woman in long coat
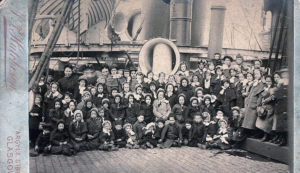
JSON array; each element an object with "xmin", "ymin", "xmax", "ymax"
[
  {"xmin": 57, "ymin": 64, "xmax": 78, "ymax": 97},
  {"xmin": 255, "ymin": 75, "xmax": 275, "ymax": 142},
  {"xmin": 242, "ymin": 69, "xmax": 265, "ymax": 133}
]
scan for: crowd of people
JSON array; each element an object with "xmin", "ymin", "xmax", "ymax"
[{"xmin": 29, "ymin": 53, "xmax": 289, "ymax": 157}]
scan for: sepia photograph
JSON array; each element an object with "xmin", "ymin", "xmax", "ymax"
[{"xmin": 1, "ymin": 0, "xmax": 295, "ymax": 172}]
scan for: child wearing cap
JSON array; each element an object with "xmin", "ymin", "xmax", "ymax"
[
  {"xmin": 76, "ymin": 90, "xmax": 95, "ymax": 110},
  {"xmin": 133, "ymin": 111, "xmax": 147, "ymax": 142},
  {"xmin": 184, "ymin": 97, "xmax": 201, "ymax": 121},
  {"xmin": 189, "ymin": 112, "xmax": 206, "ymax": 148},
  {"xmin": 113, "ymin": 120, "xmax": 127, "ymax": 148},
  {"xmin": 98, "ymin": 121, "xmax": 118, "ymax": 151},
  {"xmin": 81, "ymin": 108, "xmax": 103, "ymax": 151},
  {"xmin": 69, "ymin": 110, "xmax": 88, "ymax": 153},
  {"xmin": 159, "ymin": 114, "xmax": 182, "ymax": 148},
  {"xmin": 50, "ymin": 120, "xmax": 75, "ymax": 156},
  {"xmin": 124, "ymin": 123, "xmax": 140, "ymax": 149},
  {"xmin": 140, "ymin": 93, "xmax": 154, "ymax": 124},
  {"xmin": 125, "ymin": 93, "xmax": 140, "ymax": 124},
  {"xmin": 109, "ymin": 87, "xmax": 120, "ymax": 104},
  {"xmin": 30, "ymin": 124, "xmax": 52, "ymax": 157},
  {"xmin": 181, "ymin": 119, "xmax": 192, "ymax": 146},
  {"xmin": 153, "ymin": 88, "xmax": 171, "ymax": 121},
  {"xmin": 44, "ymin": 82, "xmax": 63, "ymax": 121},
  {"xmin": 172, "ymin": 94, "xmax": 187, "ymax": 124},
  {"xmin": 165, "ymin": 83, "xmax": 178, "ymax": 109},
  {"xmin": 194, "ymin": 59, "xmax": 207, "ymax": 80}
]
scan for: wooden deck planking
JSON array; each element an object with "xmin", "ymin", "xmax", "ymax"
[
  {"xmin": 50, "ymin": 155, "xmax": 65, "ymax": 173},
  {"xmin": 36, "ymin": 155, "xmax": 46, "ymax": 173},
  {"xmin": 43, "ymin": 155, "xmax": 56, "ymax": 173},
  {"xmin": 30, "ymin": 147, "xmax": 289, "ymax": 173},
  {"xmin": 29, "ymin": 157, "xmax": 37, "ymax": 173}
]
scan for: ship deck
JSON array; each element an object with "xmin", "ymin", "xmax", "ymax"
[{"xmin": 29, "ymin": 146, "xmax": 289, "ymax": 173}]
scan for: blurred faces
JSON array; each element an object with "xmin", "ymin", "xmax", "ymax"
[
  {"xmin": 254, "ymin": 61, "xmax": 261, "ymax": 68},
  {"xmin": 238, "ymin": 73, "xmax": 245, "ymax": 81},
  {"xmin": 128, "ymin": 96, "xmax": 134, "ymax": 104},
  {"xmin": 91, "ymin": 111, "xmax": 97, "ymax": 118},
  {"xmin": 111, "ymin": 90, "xmax": 118, "ymax": 97},
  {"xmin": 102, "ymin": 68, "xmax": 109, "ymax": 77},
  {"xmin": 157, "ymin": 122, "xmax": 164, "ymax": 128},
  {"xmin": 145, "ymin": 96, "xmax": 151, "ymax": 105},
  {"xmin": 182, "ymin": 80, "xmax": 188, "ymax": 87},
  {"xmin": 64, "ymin": 67, "xmax": 72, "ymax": 77},
  {"xmin": 219, "ymin": 121, "xmax": 226, "ymax": 128},
  {"xmin": 216, "ymin": 69, "xmax": 222, "ymax": 76},
  {"xmin": 55, "ymin": 101, "xmax": 61, "ymax": 109},
  {"xmin": 136, "ymin": 87, "xmax": 142, "ymax": 94},
  {"xmin": 232, "ymin": 110, "xmax": 239, "ymax": 119},
  {"xmin": 159, "ymin": 73, "xmax": 165, "ymax": 81},
  {"xmin": 274, "ymin": 73, "xmax": 281, "ymax": 83},
  {"xmin": 198, "ymin": 63, "xmax": 204, "ymax": 69},
  {"xmin": 124, "ymin": 71, "xmax": 130, "ymax": 78},
  {"xmin": 196, "ymin": 90, "xmax": 203, "ymax": 97},
  {"xmin": 181, "ymin": 64, "xmax": 187, "ymax": 72},
  {"xmin": 137, "ymin": 115, "xmax": 144, "ymax": 122},
  {"xmin": 230, "ymin": 70, "xmax": 236, "ymax": 77},
  {"xmin": 185, "ymin": 123, "xmax": 192, "ymax": 130},
  {"xmin": 191, "ymin": 100, "xmax": 198, "ymax": 107},
  {"xmin": 103, "ymin": 103, "xmax": 108, "ymax": 109},
  {"xmin": 58, "ymin": 123, "xmax": 64, "ymax": 131},
  {"xmin": 179, "ymin": 96, "xmax": 185, "ymax": 105},
  {"xmin": 204, "ymin": 99, "xmax": 210, "ymax": 105},
  {"xmin": 115, "ymin": 96, "xmax": 120, "ymax": 104},
  {"xmin": 75, "ymin": 113, "xmax": 82, "ymax": 121},
  {"xmin": 35, "ymin": 97, "xmax": 41, "ymax": 105},
  {"xmin": 99, "ymin": 109, "xmax": 105, "ymax": 117},
  {"xmin": 104, "ymin": 124, "xmax": 110, "ymax": 130},
  {"xmin": 115, "ymin": 125, "xmax": 122, "ymax": 130},
  {"xmin": 167, "ymin": 85, "xmax": 173, "ymax": 93},
  {"xmin": 192, "ymin": 76, "xmax": 198, "ymax": 82},
  {"xmin": 64, "ymin": 95, "xmax": 71, "ymax": 103},
  {"xmin": 208, "ymin": 63, "xmax": 215, "ymax": 71},
  {"xmin": 265, "ymin": 77, "xmax": 272, "ymax": 86},
  {"xmin": 51, "ymin": 83, "xmax": 58, "ymax": 92},
  {"xmin": 247, "ymin": 73, "xmax": 253, "ymax": 81},
  {"xmin": 131, "ymin": 71, "xmax": 137, "ymax": 78},
  {"xmin": 148, "ymin": 72, "xmax": 154, "ymax": 80},
  {"xmin": 69, "ymin": 102, "xmax": 75, "ymax": 111},
  {"xmin": 79, "ymin": 80, "xmax": 86, "ymax": 87},
  {"xmin": 169, "ymin": 117, "xmax": 175, "ymax": 124},
  {"xmin": 123, "ymin": 83, "xmax": 130, "ymax": 92},
  {"xmin": 86, "ymin": 101, "xmax": 93, "ymax": 108},
  {"xmin": 224, "ymin": 59, "xmax": 231, "ymax": 66},
  {"xmin": 254, "ymin": 69, "xmax": 262, "ymax": 80},
  {"xmin": 83, "ymin": 93, "xmax": 91, "ymax": 101},
  {"xmin": 118, "ymin": 69, "xmax": 123, "ymax": 77},
  {"xmin": 214, "ymin": 54, "xmax": 220, "ymax": 60},
  {"xmin": 98, "ymin": 85, "xmax": 104, "ymax": 93},
  {"xmin": 194, "ymin": 115, "xmax": 202, "ymax": 123},
  {"xmin": 236, "ymin": 58, "xmax": 243, "ymax": 65},
  {"xmin": 158, "ymin": 92, "xmax": 164, "ymax": 100},
  {"xmin": 150, "ymin": 85, "xmax": 156, "ymax": 91},
  {"xmin": 111, "ymin": 68, "xmax": 117, "ymax": 75}
]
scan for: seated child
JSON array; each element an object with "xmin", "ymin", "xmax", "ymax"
[
  {"xmin": 153, "ymin": 119, "xmax": 165, "ymax": 148},
  {"xmin": 172, "ymin": 93, "xmax": 187, "ymax": 124},
  {"xmin": 113, "ymin": 120, "xmax": 127, "ymax": 148},
  {"xmin": 181, "ymin": 119, "xmax": 192, "ymax": 146},
  {"xmin": 30, "ymin": 124, "xmax": 52, "ymax": 157},
  {"xmin": 94, "ymin": 83, "xmax": 108, "ymax": 107},
  {"xmin": 63, "ymin": 100, "xmax": 77, "ymax": 129},
  {"xmin": 210, "ymin": 119, "xmax": 232, "ymax": 150},
  {"xmin": 69, "ymin": 110, "xmax": 88, "ymax": 153},
  {"xmin": 188, "ymin": 112, "xmax": 206, "ymax": 149},
  {"xmin": 50, "ymin": 120, "xmax": 75, "ymax": 156},
  {"xmin": 159, "ymin": 114, "xmax": 183, "ymax": 148},
  {"xmin": 110, "ymin": 93, "xmax": 126, "ymax": 125},
  {"xmin": 81, "ymin": 108, "xmax": 102, "ymax": 151},
  {"xmin": 101, "ymin": 99, "xmax": 113, "ymax": 122},
  {"xmin": 98, "ymin": 121, "xmax": 118, "ymax": 151},
  {"xmin": 140, "ymin": 122, "xmax": 157, "ymax": 149},
  {"xmin": 133, "ymin": 111, "xmax": 147, "ymax": 142},
  {"xmin": 123, "ymin": 123, "xmax": 140, "ymax": 149}
]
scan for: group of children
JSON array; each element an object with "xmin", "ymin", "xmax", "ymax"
[{"xmin": 29, "ymin": 53, "xmax": 289, "ymax": 157}]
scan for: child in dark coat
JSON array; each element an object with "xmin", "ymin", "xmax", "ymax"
[
  {"xmin": 113, "ymin": 121, "xmax": 127, "ymax": 148},
  {"xmin": 189, "ymin": 112, "xmax": 207, "ymax": 148},
  {"xmin": 110, "ymin": 93, "xmax": 126, "ymax": 125},
  {"xmin": 94, "ymin": 83, "xmax": 108, "ymax": 107},
  {"xmin": 172, "ymin": 93, "xmax": 187, "ymax": 124},
  {"xmin": 69, "ymin": 110, "xmax": 88, "ymax": 152},
  {"xmin": 200, "ymin": 95, "xmax": 216, "ymax": 117},
  {"xmin": 81, "ymin": 108, "xmax": 102, "ymax": 151},
  {"xmin": 153, "ymin": 119, "xmax": 165, "ymax": 148},
  {"xmin": 210, "ymin": 119, "xmax": 232, "ymax": 150},
  {"xmin": 125, "ymin": 93, "xmax": 140, "ymax": 124},
  {"xmin": 29, "ymin": 94, "xmax": 43, "ymax": 148},
  {"xmin": 185, "ymin": 97, "xmax": 201, "ymax": 121},
  {"xmin": 81, "ymin": 99, "xmax": 94, "ymax": 120},
  {"xmin": 98, "ymin": 121, "xmax": 118, "ymax": 151},
  {"xmin": 48, "ymin": 100, "xmax": 64, "ymax": 130},
  {"xmin": 102, "ymin": 98, "xmax": 113, "ymax": 122},
  {"xmin": 160, "ymin": 114, "xmax": 183, "ymax": 148},
  {"xmin": 140, "ymin": 94, "xmax": 155, "ymax": 124},
  {"xmin": 30, "ymin": 124, "xmax": 52, "ymax": 157},
  {"xmin": 181, "ymin": 119, "xmax": 192, "ymax": 146},
  {"xmin": 217, "ymin": 79, "xmax": 236, "ymax": 117},
  {"xmin": 50, "ymin": 120, "xmax": 75, "ymax": 156},
  {"xmin": 133, "ymin": 111, "xmax": 147, "ymax": 142}
]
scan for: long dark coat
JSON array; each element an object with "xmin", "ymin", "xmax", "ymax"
[
  {"xmin": 81, "ymin": 118, "xmax": 102, "ymax": 150},
  {"xmin": 273, "ymin": 84, "xmax": 288, "ymax": 132},
  {"xmin": 57, "ymin": 75, "xmax": 78, "ymax": 97},
  {"xmin": 140, "ymin": 103, "xmax": 155, "ymax": 124},
  {"xmin": 125, "ymin": 103, "xmax": 140, "ymax": 124},
  {"xmin": 50, "ymin": 129, "xmax": 71, "ymax": 154},
  {"xmin": 242, "ymin": 81, "xmax": 265, "ymax": 130}
]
